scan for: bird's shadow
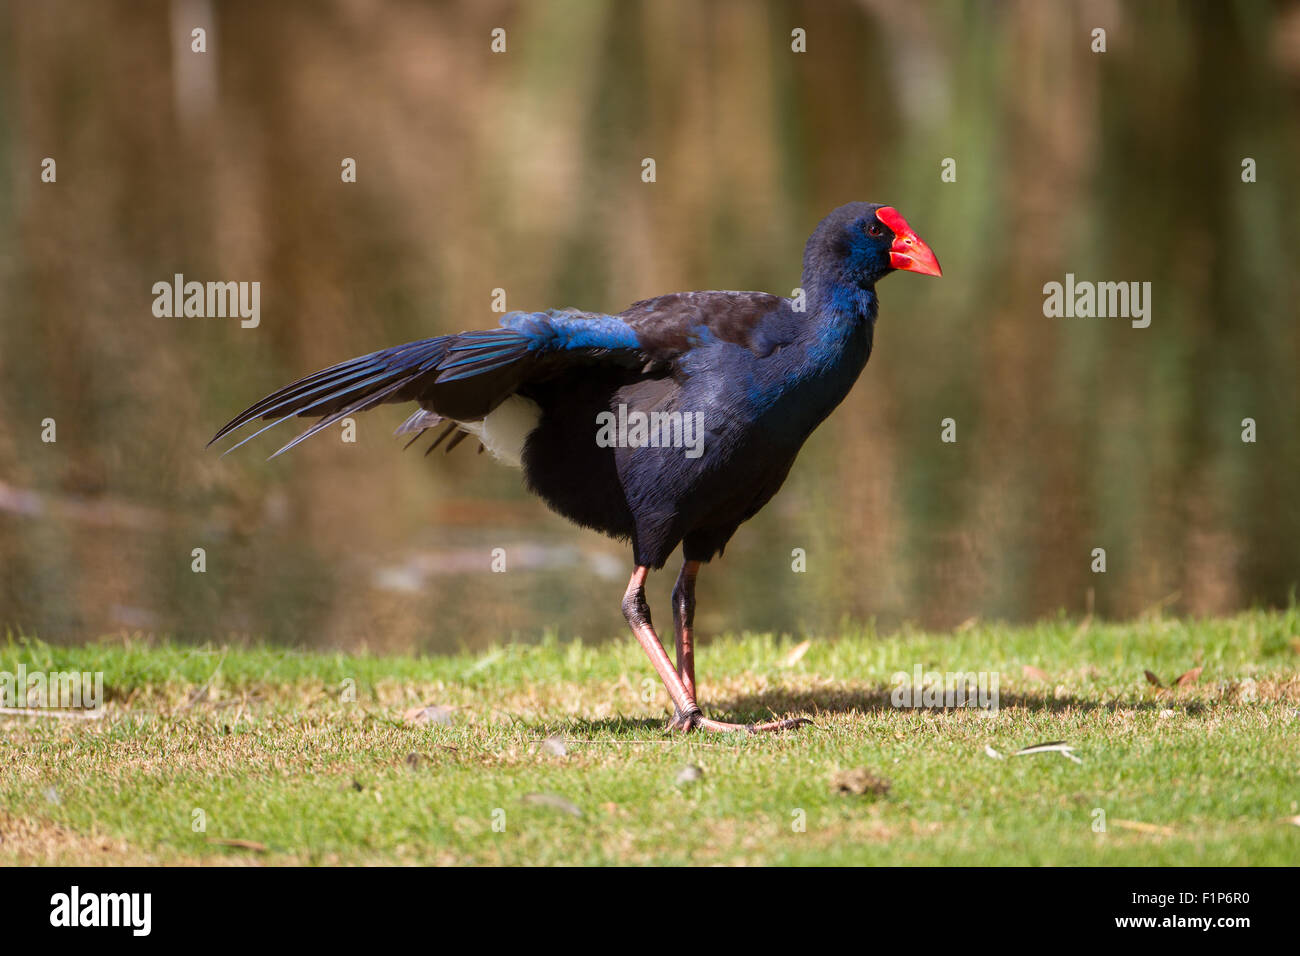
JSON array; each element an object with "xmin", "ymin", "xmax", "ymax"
[{"xmin": 545, "ymin": 683, "xmax": 1171, "ymax": 738}]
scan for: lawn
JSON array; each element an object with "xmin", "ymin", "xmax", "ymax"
[{"xmin": 1, "ymin": 611, "xmax": 1297, "ymax": 865}]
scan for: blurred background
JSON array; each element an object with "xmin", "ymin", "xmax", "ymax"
[{"xmin": 1, "ymin": 0, "xmax": 1298, "ymax": 653}]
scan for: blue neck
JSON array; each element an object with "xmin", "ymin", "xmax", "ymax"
[
  {"xmin": 803, "ymin": 280, "xmax": 877, "ymax": 369},
  {"xmin": 814, "ymin": 280, "xmax": 879, "ymax": 323},
  {"xmin": 743, "ymin": 280, "xmax": 877, "ymax": 435}
]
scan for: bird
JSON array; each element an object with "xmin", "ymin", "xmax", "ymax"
[{"xmin": 210, "ymin": 201, "xmax": 941, "ymax": 733}]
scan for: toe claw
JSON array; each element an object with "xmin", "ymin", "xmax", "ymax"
[{"xmin": 665, "ymin": 706, "xmax": 702, "ymax": 733}]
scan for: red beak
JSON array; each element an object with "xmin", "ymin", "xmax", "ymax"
[{"xmin": 876, "ymin": 207, "xmax": 942, "ymax": 277}]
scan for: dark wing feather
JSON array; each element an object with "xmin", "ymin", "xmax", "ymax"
[
  {"xmin": 617, "ymin": 291, "xmax": 787, "ymax": 362},
  {"xmin": 211, "ymin": 311, "xmax": 644, "ymax": 457},
  {"xmin": 211, "ymin": 294, "xmax": 790, "ymax": 459}
]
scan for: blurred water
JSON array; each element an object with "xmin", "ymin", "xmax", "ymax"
[{"xmin": 1, "ymin": 0, "xmax": 1297, "ymax": 652}]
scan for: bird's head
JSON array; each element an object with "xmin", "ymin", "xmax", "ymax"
[{"xmin": 803, "ymin": 202, "xmax": 942, "ymax": 295}]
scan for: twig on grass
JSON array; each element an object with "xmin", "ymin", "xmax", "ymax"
[{"xmin": 0, "ymin": 706, "xmax": 104, "ymax": 721}]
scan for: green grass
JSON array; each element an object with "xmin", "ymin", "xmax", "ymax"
[{"xmin": 2, "ymin": 610, "xmax": 1297, "ymax": 865}]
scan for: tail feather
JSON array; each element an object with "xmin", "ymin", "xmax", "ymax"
[
  {"xmin": 394, "ymin": 407, "xmax": 444, "ymax": 436},
  {"xmin": 265, "ymin": 376, "xmax": 415, "ymax": 459},
  {"xmin": 211, "ymin": 311, "xmax": 644, "ymax": 459},
  {"xmin": 424, "ymin": 421, "xmax": 460, "ymax": 456},
  {"xmin": 442, "ymin": 429, "xmax": 473, "ymax": 454},
  {"xmin": 209, "ymin": 338, "xmax": 450, "ymax": 445},
  {"xmin": 209, "ymin": 330, "xmax": 537, "ymax": 458},
  {"xmin": 225, "ymin": 363, "xmax": 403, "ymax": 427},
  {"xmin": 215, "ymin": 369, "xmax": 409, "ymax": 459}
]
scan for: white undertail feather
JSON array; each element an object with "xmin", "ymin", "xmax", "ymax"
[{"xmin": 457, "ymin": 394, "xmax": 542, "ymax": 468}]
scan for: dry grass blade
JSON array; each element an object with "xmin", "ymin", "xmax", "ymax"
[
  {"xmin": 1110, "ymin": 819, "xmax": 1176, "ymax": 837},
  {"xmin": 779, "ymin": 640, "xmax": 812, "ymax": 667},
  {"xmin": 1012, "ymin": 741, "xmax": 1082, "ymax": 763}
]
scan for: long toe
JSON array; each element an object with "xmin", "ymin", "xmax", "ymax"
[{"xmin": 695, "ymin": 715, "xmax": 813, "ymax": 734}]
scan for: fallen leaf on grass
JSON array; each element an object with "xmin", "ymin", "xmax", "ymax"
[
  {"xmin": 831, "ymin": 768, "xmax": 891, "ymax": 798},
  {"xmin": 207, "ymin": 838, "xmax": 267, "ymax": 851},
  {"xmin": 523, "ymin": 793, "xmax": 582, "ymax": 817},
  {"xmin": 676, "ymin": 764, "xmax": 704, "ymax": 785},
  {"xmin": 403, "ymin": 703, "xmax": 454, "ymax": 725},
  {"xmin": 779, "ymin": 640, "xmax": 812, "ymax": 667},
  {"xmin": 1144, "ymin": 666, "xmax": 1202, "ymax": 690}
]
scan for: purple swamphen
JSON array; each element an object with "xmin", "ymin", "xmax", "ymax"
[{"xmin": 211, "ymin": 202, "xmax": 941, "ymax": 733}]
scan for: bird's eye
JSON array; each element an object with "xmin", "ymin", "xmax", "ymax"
[{"xmin": 867, "ymin": 223, "xmax": 882, "ymax": 237}]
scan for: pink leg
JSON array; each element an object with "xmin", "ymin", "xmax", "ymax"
[
  {"xmin": 623, "ymin": 565, "xmax": 810, "ymax": 735},
  {"xmin": 671, "ymin": 560, "xmax": 700, "ymax": 701}
]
